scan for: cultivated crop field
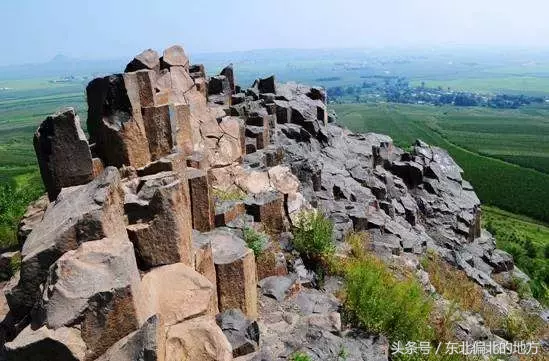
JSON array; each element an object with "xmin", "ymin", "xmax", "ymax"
[
  {"xmin": 0, "ymin": 81, "xmax": 86, "ymax": 186},
  {"xmin": 334, "ymin": 103, "xmax": 549, "ymax": 223}
]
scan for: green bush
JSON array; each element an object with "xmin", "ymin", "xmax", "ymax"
[
  {"xmin": 243, "ymin": 227, "xmax": 268, "ymax": 256},
  {"xmin": 292, "ymin": 210, "xmax": 334, "ymax": 259},
  {"xmin": 344, "ymin": 256, "xmax": 433, "ymax": 344},
  {"xmin": 290, "ymin": 352, "xmax": 312, "ymax": 361},
  {"xmin": 0, "ymin": 179, "xmax": 43, "ymax": 249}
]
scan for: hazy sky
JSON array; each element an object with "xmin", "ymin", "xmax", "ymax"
[{"xmin": 1, "ymin": 0, "xmax": 549, "ymax": 66}]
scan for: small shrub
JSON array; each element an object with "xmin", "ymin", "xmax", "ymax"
[
  {"xmin": 344, "ymin": 256, "xmax": 433, "ymax": 343},
  {"xmin": 292, "ymin": 210, "xmax": 334, "ymax": 260},
  {"xmin": 346, "ymin": 231, "xmax": 370, "ymax": 259},
  {"xmin": 243, "ymin": 227, "xmax": 268, "ymax": 256},
  {"xmin": 0, "ymin": 179, "xmax": 43, "ymax": 249},
  {"xmin": 290, "ymin": 351, "xmax": 312, "ymax": 361}
]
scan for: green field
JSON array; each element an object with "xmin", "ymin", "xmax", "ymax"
[
  {"xmin": 0, "ymin": 81, "xmax": 86, "ymax": 247},
  {"xmin": 483, "ymin": 206, "xmax": 549, "ymax": 304},
  {"xmin": 334, "ymin": 103, "xmax": 549, "ymax": 223},
  {"xmin": 0, "ymin": 81, "xmax": 86, "ymax": 185},
  {"xmin": 412, "ymin": 76, "xmax": 549, "ymax": 96}
]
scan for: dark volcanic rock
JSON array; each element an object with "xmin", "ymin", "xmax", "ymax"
[
  {"xmin": 34, "ymin": 108, "xmax": 94, "ymax": 201},
  {"xmin": 216, "ymin": 309, "xmax": 259, "ymax": 357},
  {"xmin": 255, "ymin": 76, "xmax": 276, "ymax": 94}
]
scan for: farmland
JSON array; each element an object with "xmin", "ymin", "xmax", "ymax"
[
  {"xmin": 0, "ymin": 80, "xmax": 86, "ymax": 246},
  {"xmin": 0, "ymin": 80, "xmax": 86, "ymax": 186}
]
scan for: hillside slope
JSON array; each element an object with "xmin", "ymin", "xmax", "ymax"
[{"xmin": 0, "ymin": 46, "xmax": 546, "ymax": 361}]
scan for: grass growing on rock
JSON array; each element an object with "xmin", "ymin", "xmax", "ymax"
[
  {"xmin": 334, "ymin": 232, "xmax": 433, "ymax": 344},
  {"xmin": 212, "ymin": 187, "xmax": 247, "ymax": 202},
  {"xmin": 243, "ymin": 227, "xmax": 269, "ymax": 256},
  {"xmin": 335, "ymin": 233, "xmax": 515, "ymax": 361},
  {"xmin": 343, "ymin": 255, "xmax": 433, "ymax": 344},
  {"xmin": 292, "ymin": 209, "xmax": 335, "ymax": 260},
  {"xmin": 421, "ymin": 251, "xmax": 484, "ymax": 312},
  {"xmin": 421, "ymin": 251, "xmax": 548, "ymax": 344}
]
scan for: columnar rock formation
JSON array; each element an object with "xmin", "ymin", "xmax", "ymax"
[{"xmin": 1, "ymin": 44, "xmax": 543, "ymax": 361}]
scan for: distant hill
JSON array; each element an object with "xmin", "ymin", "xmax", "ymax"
[{"xmin": 0, "ymin": 55, "xmax": 127, "ymax": 80}]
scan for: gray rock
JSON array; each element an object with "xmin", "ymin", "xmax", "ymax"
[
  {"xmin": 35, "ymin": 237, "xmax": 140, "ymax": 329},
  {"xmin": 255, "ymin": 76, "xmax": 276, "ymax": 94},
  {"xmin": 258, "ymin": 276, "xmax": 294, "ymax": 302},
  {"xmin": 216, "ymin": 309, "xmax": 260, "ymax": 357},
  {"xmin": 34, "ymin": 108, "xmax": 94, "ymax": 201},
  {"xmin": 6, "ymin": 167, "xmax": 127, "ymax": 317},
  {"xmin": 94, "ymin": 316, "xmax": 163, "ymax": 361},
  {"xmin": 483, "ymin": 249, "xmax": 514, "ymax": 273}
]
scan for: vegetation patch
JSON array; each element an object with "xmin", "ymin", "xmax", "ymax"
[
  {"xmin": 421, "ymin": 251, "xmax": 548, "ymax": 344},
  {"xmin": 0, "ymin": 179, "xmax": 43, "ymax": 249},
  {"xmin": 344, "ymin": 255, "xmax": 433, "ymax": 343},
  {"xmin": 292, "ymin": 209, "xmax": 335, "ymax": 260},
  {"xmin": 243, "ymin": 226, "xmax": 269, "ymax": 256},
  {"xmin": 483, "ymin": 206, "xmax": 549, "ymax": 305},
  {"xmin": 212, "ymin": 187, "xmax": 247, "ymax": 202},
  {"xmin": 290, "ymin": 352, "xmax": 312, "ymax": 361},
  {"xmin": 421, "ymin": 251, "xmax": 485, "ymax": 312}
]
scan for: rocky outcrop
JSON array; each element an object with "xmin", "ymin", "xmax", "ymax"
[
  {"xmin": 34, "ymin": 108, "xmax": 94, "ymax": 201},
  {"xmin": 217, "ymin": 309, "xmax": 260, "ymax": 357},
  {"xmin": 195, "ymin": 229, "xmax": 258, "ymax": 319},
  {"xmin": 5, "ymin": 325, "xmax": 86, "ymax": 361},
  {"xmin": 165, "ymin": 316, "xmax": 232, "ymax": 361},
  {"xmin": 95, "ymin": 315, "xmax": 164, "ymax": 361},
  {"xmin": 4, "ymin": 44, "xmax": 544, "ymax": 361},
  {"xmin": 7, "ymin": 167, "xmax": 127, "ymax": 317},
  {"xmin": 134, "ymin": 263, "xmax": 217, "ymax": 326}
]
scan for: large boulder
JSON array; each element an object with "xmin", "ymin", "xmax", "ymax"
[
  {"xmin": 220, "ymin": 65, "xmax": 235, "ymax": 93},
  {"xmin": 36, "ymin": 237, "xmax": 140, "ymax": 330},
  {"xmin": 165, "ymin": 316, "xmax": 232, "ymax": 361},
  {"xmin": 187, "ymin": 168, "xmax": 215, "ymax": 232},
  {"xmin": 135, "ymin": 263, "xmax": 217, "ymax": 327},
  {"xmin": 5, "ymin": 325, "xmax": 86, "ymax": 361},
  {"xmin": 161, "ymin": 45, "xmax": 189, "ymax": 69},
  {"xmin": 81, "ymin": 286, "xmax": 141, "ymax": 360},
  {"xmin": 216, "ymin": 309, "xmax": 259, "ymax": 357},
  {"xmin": 6, "ymin": 167, "xmax": 127, "ymax": 317},
  {"xmin": 34, "ymin": 108, "xmax": 94, "ymax": 201}
]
